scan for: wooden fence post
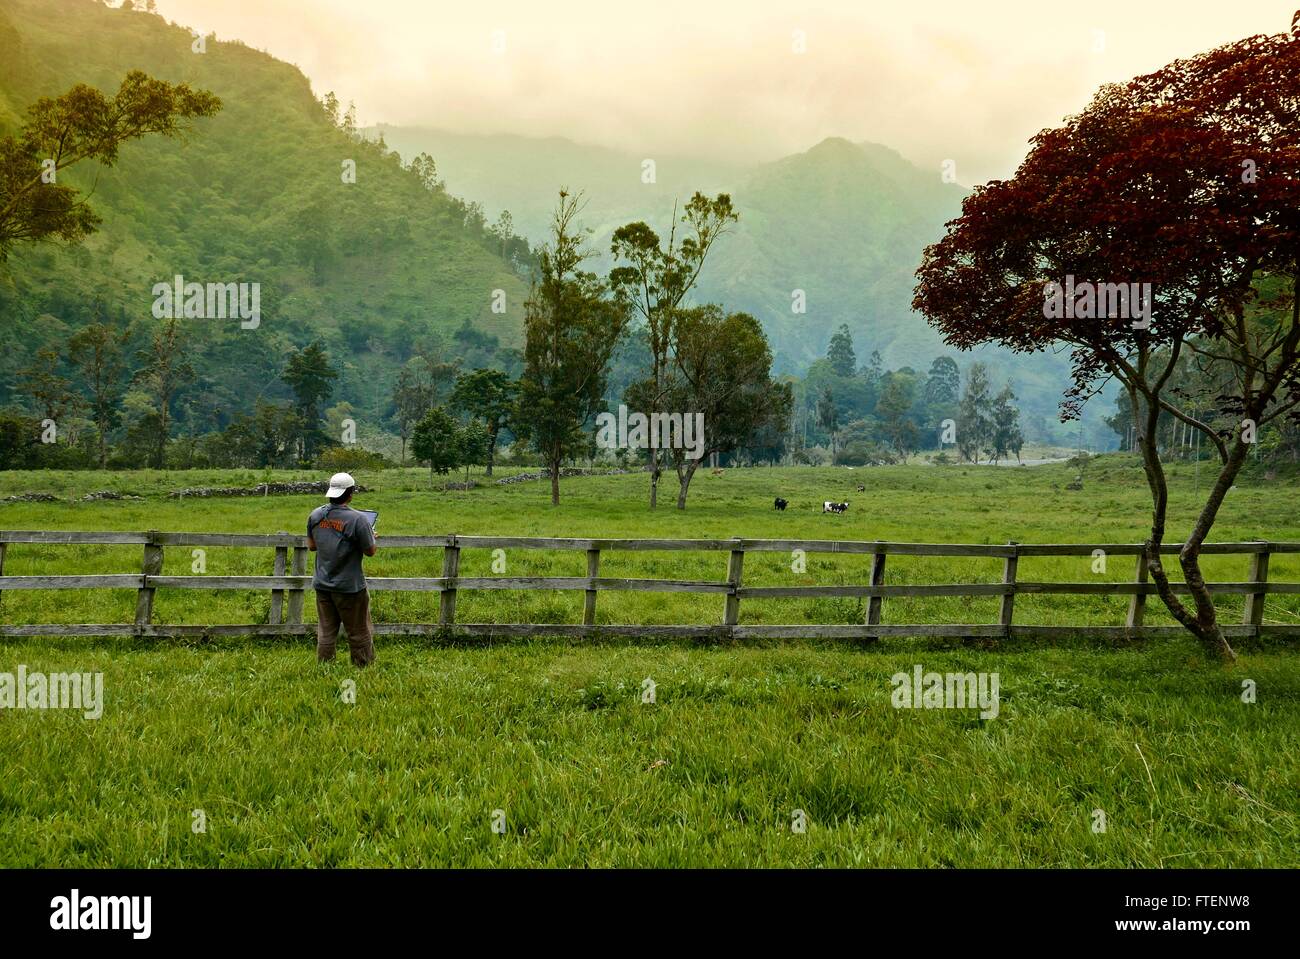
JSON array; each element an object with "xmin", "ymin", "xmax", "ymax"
[
  {"xmin": 866, "ymin": 544, "xmax": 887, "ymax": 626},
  {"xmin": 288, "ymin": 545, "xmax": 308, "ymax": 625},
  {"xmin": 440, "ymin": 535, "xmax": 460, "ymax": 627},
  {"xmin": 1243, "ymin": 541, "xmax": 1271, "ymax": 628},
  {"xmin": 723, "ymin": 540, "xmax": 744, "ymax": 628},
  {"xmin": 999, "ymin": 541, "xmax": 1019, "ymax": 634},
  {"xmin": 583, "ymin": 548, "xmax": 600, "ymax": 626},
  {"xmin": 269, "ymin": 542, "xmax": 288, "ymax": 626},
  {"xmin": 133, "ymin": 531, "xmax": 164, "ymax": 630},
  {"xmin": 0, "ymin": 541, "xmax": 6, "ymax": 613},
  {"xmin": 1126, "ymin": 549, "xmax": 1149, "ymax": 633}
]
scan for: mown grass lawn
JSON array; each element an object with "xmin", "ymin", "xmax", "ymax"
[{"xmin": 0, "ymin": 458, "xmax": 1297, "ymax": 867}]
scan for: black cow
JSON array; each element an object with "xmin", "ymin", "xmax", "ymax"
[{"xmin": 774, "ymin": 497, "xmax": 788, "ymax": 511}]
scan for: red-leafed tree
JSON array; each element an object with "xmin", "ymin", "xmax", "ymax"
[{"xmin": 914, "ymin": 20, "xmax": 1300, "ymax": 661}]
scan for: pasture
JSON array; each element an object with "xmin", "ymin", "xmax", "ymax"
[{"xmin": 1, "ymin": 459, "xmax": 1297, "ymax": 867}]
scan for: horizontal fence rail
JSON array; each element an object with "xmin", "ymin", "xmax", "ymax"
[{"xmin": 0, "ymin": 530, "xmax": 1297, "ymax": 641}]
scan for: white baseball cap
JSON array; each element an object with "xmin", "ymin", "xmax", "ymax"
[{"xmin": 326, "ymin": 472, "xmax": 356, "ymax": 499}]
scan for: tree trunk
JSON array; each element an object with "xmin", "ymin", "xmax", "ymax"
[
  {"xmin": 676, "ymin": 459, "xmax": 700, "ymax": 510},
  {"xmin": 1133, "ymin": 387, "xmax": 1242, "ymax": 663},
  {"xmin": 486, "ymin": 433, "xmax": 495, "ymax": 477},
  {"xmin": 1176, "ymin": 440, "xmax": 1252, "ymax": 661},
  {"xmin": 549, "ymin": 454, "xmax": 560, "ymax": 506},
  {"xmin": 649, "ymin": 446, "xmax": 660, "ymax": 508},
  {"xmin": 649, "ymin": 352, "xmax": 662, "ymax": 509}
]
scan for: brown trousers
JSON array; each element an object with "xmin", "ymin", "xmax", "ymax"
[{"xmin": 315, "ymin": 589, "xmax": 376, "ymax": 666}]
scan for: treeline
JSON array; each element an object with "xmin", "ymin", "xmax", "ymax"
[
  {"xmin": 0, "ymin": 314, "xmax": 521, "ymax": 472},
  {"xmin": 791, "ymin": 324, "xmax": 1024, "ymax": 465}
]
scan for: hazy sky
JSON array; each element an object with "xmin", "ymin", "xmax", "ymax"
[{"xmin": 153, "ymin": 0, "xmax": 1294, "ymax": 184}]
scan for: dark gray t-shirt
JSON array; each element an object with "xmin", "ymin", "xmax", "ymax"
[{"xmin": 308, "ymin": 504, "xmax": 376, "ymax": 592}]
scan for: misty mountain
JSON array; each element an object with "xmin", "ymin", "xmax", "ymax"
[
  {"xmin": 370, "ymin": 125, "xmax": 744, "ymax": 248},
  {"xmin": 375, "ymin": 127, "xmax": 1100, "ymax": 442}
]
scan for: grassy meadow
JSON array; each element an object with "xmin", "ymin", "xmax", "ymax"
[{"xmin": 0, "ymin": 458, "xmax": 1298, "ymax": 866}]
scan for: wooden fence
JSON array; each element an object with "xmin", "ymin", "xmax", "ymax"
[{"xmin": 0, "ymin": 530, "xmax": 1297, "ymax": 640}]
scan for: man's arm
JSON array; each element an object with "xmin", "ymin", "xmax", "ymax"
[
  {"xmin": 356, "ymin": 515, "xmax": 377, "ymax": 557},
  {"xmin": 307, "ymin": 535, "xmax": 317, "ymax": 552}
]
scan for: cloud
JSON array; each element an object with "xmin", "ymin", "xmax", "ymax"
[{"xmin": 154, "ymin": 0, "xmax": 1291, "ymax": 184}]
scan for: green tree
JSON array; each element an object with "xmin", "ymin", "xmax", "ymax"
[
  {"xmin": 411, "ymin": 406, "xmax": 463, "ymax": 488},
  {"xmin": 457, "ymin": 419, "xmax": 491, "ymax": 487},
  {"xmin": 0, "ymin": 71, "xmax": 220, "ymax": 258},
  {"xmin": 957, "ymin": 362, "xmax": 993, "ymax": 464},
  {"xmin": 67, "ymin": 321, "xmax": 127, "ymax": 468},
  {"xmin": 861, "ymin": 350, "xmax": 884, "ymax": 391},
  {"xmin": 451, "ymin": 368, "xmax": 517, "ymax": 476},
  {"xmin": 827, "ymin": 324, "xmax": 857, "ymax": 377},
  {"xmin": 408, "ymin": 152, "xmax": 444, "ymax": 193},
  {"xmin": 391, "ymin": 364, "xmax": 433, "ymax": 466},
  {"xmin": 282, "ymin": 341, "xmax": 338, "ymax": 462},
  {"xmin": 877, "ymin": 372, "xmax": 920, "ymax": 461},
  {"xmin": 610, "ymin": 191, "xmax": 737, "ymax": 507},
  {"xmin": 491, "ymin": 210, "xmax": 515, "ymax": 259},
  {"xmin": 517, "ymin": 191, "xmax": 629, "ymax": 505},
  {"xmin": 667, "ymin": 306, "xmax": 792, "ymax": 508},
  {"xmin": 924, "ymin": 356, "xmax": 961, "ymax": 405},
  {"xmin": 16, "ymin": 347, "xmax": 79, "ymax": 425},
  {"xmin": 132, "ymin": 318, "xmax": 194, "ymax": 469},
  {"xmin": 0, "ymin": 411, "xmax": 45, "ymax": 469},
  {"xmin": 816, "ymin": 386, "xmax": 839, "ymax": 461},
  {"xmin": 990, "ymin": 383, "xmax": 1024, "ymax": 464},
  {"xmin": 252, "ymin": 401, "xmax": 302, "ymax": 468}
]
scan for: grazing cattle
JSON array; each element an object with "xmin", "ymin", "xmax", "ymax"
[
  {"xmin": 855, "ymin": 484, "xmax": 865, "ymax": 493},
  {"xmin": 822, "ymin": 501, "xmax": 849, "ymax": 514},
  {"xmin": 711, "ymin": 468, "xmax": 725, "ymax": 476},
  {"xmin": 774, "ymin": 497, "xmax": 788, "ymax": 511}
]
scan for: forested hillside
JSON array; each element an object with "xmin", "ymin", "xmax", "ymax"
[{"xmin": 0, "ymin": 0, "xmax": 530, "ymax": 440}]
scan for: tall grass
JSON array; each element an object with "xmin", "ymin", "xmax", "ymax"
[{"xmin": 0, "ymin": 459, "xmax": 1296, "ymax": 866}]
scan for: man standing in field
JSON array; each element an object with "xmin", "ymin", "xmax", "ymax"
[{"xmin": 307, "ymin": 472, "xmax": 378, "ymax": 666}]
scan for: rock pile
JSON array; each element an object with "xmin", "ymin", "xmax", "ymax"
[
  {"xmin": 495, "ymin": 468, "xmax": 631, "ymax": 485},
  {"xmin": 167, "ymin": 481, "xmax": 370, "ymax": 499},
  {"xmin": 0, "ymin": 492, "xmax": 60, "ymax": 504}
]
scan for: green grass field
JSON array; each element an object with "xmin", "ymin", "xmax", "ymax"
[{"xmin": 1, "ymin": 459, "xmax": 1298, "ymax": 866}]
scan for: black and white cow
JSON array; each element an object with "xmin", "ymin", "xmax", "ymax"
[{"xmin": 822, "ymin": 500, "xmax": 849, "ymax": 514}]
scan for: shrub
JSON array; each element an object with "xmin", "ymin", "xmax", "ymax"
[{"xmin": 314, "ymin": 445, "xmax": 391, "ymax": 472}]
